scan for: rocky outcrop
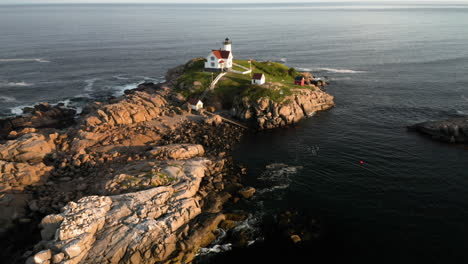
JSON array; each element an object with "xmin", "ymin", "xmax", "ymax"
[
  {"xmin": 0, "ymin": 103, "xmax": 75, "ymax": 140},
  {"xmin": 0, "ymin": 133, "xmax": 57, "ymax": 233},
  {"xmin": 82, "ymin": 91, "xmax": 167, "ymax": 129},
  {"xmin": 408, "ymin": 118, "xmax": 468, "ymax": 143},
  {"xmin": 0, "ymin": 133, "xmax": 56, "ymax": 163},
  {"xmin": 29, "ymin": 158, "xmax": 231, "ymax": 264},
  {"xmin": 204, "ymin": 115, "xmax": 223, "ymax": 126},
  {"xmin": 233, "ymin": 88, "xmax": 334, "ymax": 129}
]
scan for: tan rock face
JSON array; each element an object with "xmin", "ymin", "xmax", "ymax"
[
  {"xmin": 30, "ymin": 158, "xmax": 218, "ymax": 264},
  {"xmin": 0, "ymin": 133, "xmax": 56, "ymax": 163},
  {"xmin": 0, "ymin": 133, "xmax": 56, "ymax": 230},
  {"xmin": 234, "ymin": 88, "xmax": 334, "ymax": 129},
  {"xmin": 82, "ymin": 91, "xmax": 167, "ymax": 129},
  {"xmin": 148, "ymin": 144, "xmax": 205, "ymax": 160},
  {"xmin": 204, "ymin": 115, "xmax": 223, "ymax": 126}
]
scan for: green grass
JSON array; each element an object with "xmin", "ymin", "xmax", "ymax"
[
  {"xmin": 176, "ymin": 58, "xmax": 311, "ymax": 105},
  {"xmin": 233, "ymin": 60, "xmax": 252, "ymax": 69}
]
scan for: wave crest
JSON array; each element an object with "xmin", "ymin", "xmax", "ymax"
[
  {"xmin": 299, "ymin": 67, "xmax": 365, "ymax": 73},
  {"xmin": 0, "ymin": 96, "xmax": 17, "ymax": 103},
  {"xmin": 0, "ymin": 81, "xmax": 33, "ymax": 87},
  {"xmin": 0, "ymin": 58, "xmax": 50, "ymax": 63}
]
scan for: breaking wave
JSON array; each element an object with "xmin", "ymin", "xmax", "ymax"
[
  {"xmin": 0, "ymin": 81, "xmax": 33, "ymax": 87},
  {"xmin": 84, "ymin": 78, "xmax": 99, "ymax": 92},
  {"xmin": 113, "ymin": 75, "xmax": 130, "ymax": 80},
  {"xmin": 196, "ymin": 163, "xmax": 302, "ymax": 259},
  {"xmin": 0, "ymin": 96, "xmax": 17, "ymax": 103},
  {"xmin": 299, "ymin": 67, "xmax": 365, "ymax": 73},
  {"xmin": 0, "ymin": 58, "xmax": 50, "ymax": 63},
  {"xmin": 112, "ymin": 82, "xmax": 142, "ymax": 96},
  {"xmin": 10, "ymin": 105, "xmax": 29, "ymax": 115}
]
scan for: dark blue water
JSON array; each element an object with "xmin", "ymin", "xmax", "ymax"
[{"xmin": 1, "ymin": 3, "xmax": 468, "ymax": 263}]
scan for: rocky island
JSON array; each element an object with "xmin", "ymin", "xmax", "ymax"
[{"xmin": 0, "ymin": 56, "xmax": 334, "ymax": 264}]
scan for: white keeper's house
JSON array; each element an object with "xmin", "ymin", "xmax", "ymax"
[{"xmin": 204, "ymin": 38, "xmax": 233, "ymax": 71}]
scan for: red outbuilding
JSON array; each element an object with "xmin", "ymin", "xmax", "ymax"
[{"xmin": 294, "ymin": 76, "xmax": 305, "ymax": 86}]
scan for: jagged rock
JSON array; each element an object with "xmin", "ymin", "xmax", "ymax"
[
  {"xmin": 33, "ymin": 249, "xmax": 51, "ymax": 264},
  {"xmin": 30, "ymin": 158, "xmax": 229, "ymax": 264},
  {"xmin": 148, "ymin": 144, "xmax": 204, "ymax": 160},
  {"xmin": 204, "ymin": 115, "xmax": 223, "ymax": 126},
  {"xmin": 0, "ymin": 133, "xmax": 56, "ymax": 163},
  {"xmin": 40, "ymin": 214, "xmax": 65, "ymax": 240},
  {"xmin": 82, "ymin": 91, "xmax": 167, "ymax": 129},
  {"xmin": 0, "ymin": 161, "xmax": 53, "ymax": 191},
  {"xmin": 239, "ymin": 187, "xmax": 256, "ymax": 199},
  {"xmin": 0, "ymin": 103, "xmax": 75, "ymax": 140},
  {"xmin": 290, "ymin": 234, "xmax": 302, "ymax": 243},
  {"xmin": 0, "ymin": 133, "xmax": 56, "ymax": 231}
]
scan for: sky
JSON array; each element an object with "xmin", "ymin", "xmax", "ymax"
[{"xmin": 1, "ymin": 0, "xmax": 467, "ymax": 4}]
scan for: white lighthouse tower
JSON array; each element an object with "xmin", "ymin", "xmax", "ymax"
[{"xmin": 222, "ymin": 37, "xmax": 232, "ymax": 52}]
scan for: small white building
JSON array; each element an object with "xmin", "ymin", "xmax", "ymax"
[
  {"xmin": 188, "ymin": 98, "xmax": 203, "ymax": 111},
  {"xmin": 251, "ymin": 73, "xmax": 266, "ymax": 85},
  {"xmin": 204, "ymin": 38, "xmax": 234, "ymax": 71}
]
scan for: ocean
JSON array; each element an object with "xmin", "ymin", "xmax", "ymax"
[{"xmin": 1, "ymin": 2, "xmax": 468, "ymax": 263}]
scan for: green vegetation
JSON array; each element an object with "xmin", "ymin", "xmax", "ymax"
[{"xmin": 175, "ymin": 58, "xmax": 312, "ymax": 106}]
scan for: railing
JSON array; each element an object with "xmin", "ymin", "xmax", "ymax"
[{"xmin": 200, "ymin": 72, "xmax": 228, "ymax": 100}]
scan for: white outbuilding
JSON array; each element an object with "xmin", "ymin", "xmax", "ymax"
[
  {"xmin": 188, "ymin": 98, "xmax": 203, "ymax": 111},
  {"xmin": 204, "ymin": 38, "xmax": 234, "ymax": 71},
  {"xmin": 251, "ymin": 73, "xmax": 266, "ymax": 85}
]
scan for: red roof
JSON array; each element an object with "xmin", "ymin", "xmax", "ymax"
[
  {"xmin": 252, "ymin": 73, "xmax": 264, "ymax": 80},
  {"xmin": 219, "ymin": 60, "xmax": 225, "ymax": 63},
  {"xmin": 188, "ymin": 98, "xmax": 200, "ymax": 105},
  {"xmin": 212, "ymin": 50, "xmax": 231, "ymax": 59}
]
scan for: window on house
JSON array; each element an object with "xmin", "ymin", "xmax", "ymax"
[
  {"xmin": 211, "ymin": 63, "xmax": 215, "ymax": 67},
  {"xmin": 211, "ymin": 56, "xmax": 215, "ymax": 61}
]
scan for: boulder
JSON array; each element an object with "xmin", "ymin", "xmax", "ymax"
[
  {"xmin": 148, "ymin": 144, "xmax": 205, "ymax": 160},
  {"xmin": 33, "ymin": 249, "xmax": 52, "ymax": 264},
  {"xmin": 204, "ymin": 115, "xmax": 223, "ymax": 126},
  {"xmin": 0, "ymin": 133, "xmax": 56, "ymax": 163},
  {"xmin": 239, "ymin": 187, "xmax": 256, "ymax": 199}
]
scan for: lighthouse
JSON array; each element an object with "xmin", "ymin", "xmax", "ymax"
[
  {"xmin": 204, "ymin": 38, "xmax": 234, "ymax": 71},
  {"xmin": 223, "ymin": 37, "xmax": 232, "ymax": 52}
]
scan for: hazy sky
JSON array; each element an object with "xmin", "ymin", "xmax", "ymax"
[{"xmin": 1, "ymin": 0, "xmax": 467, "ymax": 4}]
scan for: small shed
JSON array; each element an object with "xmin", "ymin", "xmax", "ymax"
[
  {"xmin": 188, "ymin": 98, "xmax": 203, "ymax": 111},
  {"xmin": 251, "ymin": 73, "xmax": 266, "ymax": 85},
  {"xmin": 294, "ymin": 76, "xmax": 305, "ymax": 86}
]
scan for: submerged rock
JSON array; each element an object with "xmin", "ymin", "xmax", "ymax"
[{"xmin": 408, "ymin": 118, "xmax": 468, "ymax": 143}]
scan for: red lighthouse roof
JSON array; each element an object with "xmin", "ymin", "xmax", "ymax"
[{"xmin": 212, "ymin": 50, "xmax": 231, "ymax": 59}]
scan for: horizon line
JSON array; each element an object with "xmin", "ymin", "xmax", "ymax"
[{"xmin": 1, "ymin": 0, "xmax": 468, "ymax": 5}]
